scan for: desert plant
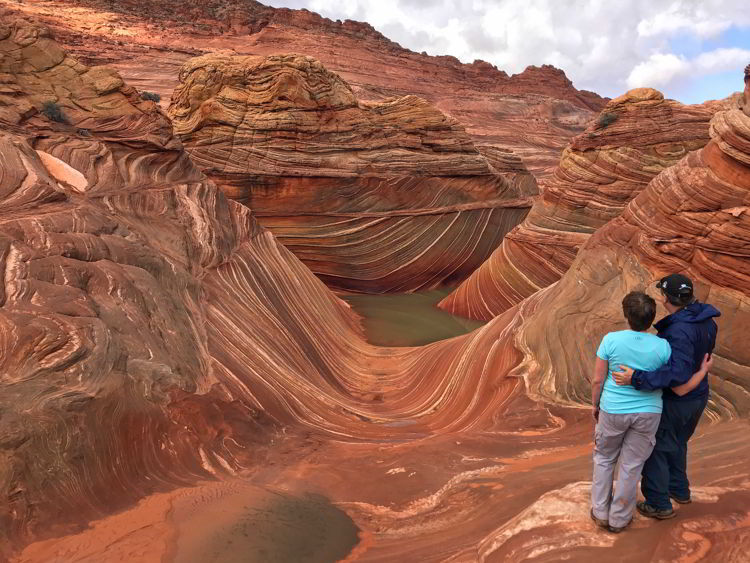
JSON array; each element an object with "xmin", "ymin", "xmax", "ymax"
[
  {"xmin": 597, "ymin": 112, "xmax": 618, "ymax": 129},
  {"xmin": 41, "ymin": 101, "xmax": 69, "ymax": 124},
  {"xmin": 140, "ymin": 91, "xmax": 161, "ymax": 102},
  {"xmin": 77, "ymin": 128, "xmax": 91, "ymax": 137}
]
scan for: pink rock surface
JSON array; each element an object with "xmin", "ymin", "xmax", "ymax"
[
  {"xmin": 1, "ymin": 14, "xmax": 749, "ymax": 563},
  {"xmin": 440, "ymin": 89, "xmax": 721, "ymax": 320},
  {"xmin": 169, "ymin": 53, "xmax": 537, "ymax": 292}
]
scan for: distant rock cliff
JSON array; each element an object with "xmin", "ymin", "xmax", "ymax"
[{"xmin": 1, "ymin": 0, "xmax": 608, "ymax": 178}]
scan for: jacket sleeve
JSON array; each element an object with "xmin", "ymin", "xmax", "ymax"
[{"xmin": 632, "ymin": 328, "xmax": 695, "ymax": 390}]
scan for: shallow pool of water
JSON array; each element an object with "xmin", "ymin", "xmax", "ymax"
[
  {"xmin": 341, "ymin": 288, "xmax": 486, "ymax": 347},
  {"xmin": 173, "ymin": 486, "xmax": 360, "ymax": 563}
]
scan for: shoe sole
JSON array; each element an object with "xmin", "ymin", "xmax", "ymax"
[
  {"xmin": 669, "ymin": 495, "xmax": 692, "ymax": 505},
  {"xmin": 608, "ymin": 519, "xmax": 633, "ymax": 533},
  {"xmin": 637, "ymin": 505, "xmax": 677, "ymax": 519}
]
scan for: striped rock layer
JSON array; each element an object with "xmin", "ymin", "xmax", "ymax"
[
  {"xmin": 440, "ymin": 88, "xmax": 718, "ymax": 320},
  {"xmin": 3, "ymin": 21, "xmax": 750, "ymax": 562},
  {"xmin": 518, "ymin": 87, "xmax": 750, "ymax": 417},
  {"xmin": 168, "ymin": 53, "xmax": 537, "ymax": 293},
  {"xmin": 1, "ymin": 0, "xmax": 607, "ymax": 179},
  {"xmin": 0, "ymin": 19, "xmax": 532, "ymax": 554}
]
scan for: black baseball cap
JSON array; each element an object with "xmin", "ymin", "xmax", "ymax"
[{"xmin": 655, "ymin": 273, "xmax": 694, "ymax": 298}]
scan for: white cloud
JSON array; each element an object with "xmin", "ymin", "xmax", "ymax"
[
  {"xmin": 627, "ymin": 47, "xmax": 750, "ymax": 90},
  {"xmin": 265, "ymin": 0, "xmax": 750, "ymax": 102},
  {"xmin": 627, "ymin": 53, "xmax": 691, "ymax": 89},
  {"xmin": 694, "ymin": 47, "xmax": 750, "ymax": 72}
]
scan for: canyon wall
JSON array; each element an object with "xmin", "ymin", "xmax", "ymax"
[
  {"xmin": 440, "ymin": 89, "xmax": 720, "ymax": 320},
  {"xmin": 0, "ymin": 19, "xmax": 530, "ymax": 554},
  {"xmin": 169, "ymin": 53, "xmax": 537, "ymax": 292},
  {"xmin": 517, "ymin": 87, "xmax": 750, "ymax": 418},
  {"xmin": 1, "ymin": 0, "xmax": 608, "ymax": 179}
]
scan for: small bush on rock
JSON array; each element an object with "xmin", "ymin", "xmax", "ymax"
[
  {"xmin": 597, "ymin": 112, "xmax": 618, "ymax": 129},
  {"xmin": 41, "ymin": 101, "xmax": 69, "ymax": 124},
  {"xmin": 140, "ymin": 91, "xmax": 161, "ymax": 102}
]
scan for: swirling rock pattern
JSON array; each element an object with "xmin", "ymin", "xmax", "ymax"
[
  {"xmin": 0, "ymin": 20, "xmax": 532, "ymax": 556},
  {"xmin": 4, "ymin": 17, "xmax": 750, "ymax": 563},
  {"xmin": 440, "ymin": 88, "xmax": 719, "ymax": 320},
  {"xmin": 169, "ymin": 54, "xmax": 537, "ymax": 292},
  {"xmin": 0, "ymin": 20, "xmax": 278, "ymax": 553},
  {"xmin": 518, "ymin": 83, "xmax": 750, "ymax": 418}
]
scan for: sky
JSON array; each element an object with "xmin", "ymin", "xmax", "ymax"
[{"xmin": 265, "ymin": 0, "xmax": 750, "ymax": 103}]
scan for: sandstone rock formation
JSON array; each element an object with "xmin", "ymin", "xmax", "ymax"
[
  {"xmin": 1, "ymin": 0, "xmax": 607, "ymax": 179},
  {"xmin": 440, "ymin": 89, "xmax": 718, "ymax": 320},
  {"xmin": 169, "ymin": 53, "xmax": 537, "ymax": 292},
  {"xmin": 517, "ymin": 79, "xmax": 750, "ymax": 418},
  {"xmin": 3, "ymin": 19, "xmax": 750, "ymax": 563},
  {"xmin": 0, "ymin": 19, "xmax": 535, "ymax": 556}
]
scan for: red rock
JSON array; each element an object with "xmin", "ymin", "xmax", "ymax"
[
  {"xmin": 3, "ymin": 14, "xmax": 750, "ymax": 563},
  {"xmin": 518, "ymin": 79, "xmax": 750, "ymax": 416},
  {"xmin": 1, "ymin": 0, "xmax": 607, "ymax": 179},
  {"xmin": 169, "ymin": 53, "xmax": 537, "ymax": 292},
  {"xmin": 440, "ymin": 88, "xmax": 721, "ymax": 320}
]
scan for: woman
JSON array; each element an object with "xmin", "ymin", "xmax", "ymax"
[{"xmin": 590, "ymin": 291, "xmax": 711, "ymax": 533}]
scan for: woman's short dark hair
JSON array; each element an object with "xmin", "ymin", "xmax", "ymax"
[{"xmin": 622, "ymin": 291, "xmax": 657, "ymax": 331}]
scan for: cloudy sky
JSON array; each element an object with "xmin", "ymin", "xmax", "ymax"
[{"xmin": 266, "ymin": 0, "xmax": 750, "ymax": 103}]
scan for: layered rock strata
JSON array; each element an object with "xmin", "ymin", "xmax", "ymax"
[
  {"xmin": 0, "ymin": 19, "xmax": 530, "ymax": 554},
  {"xmin": 518, "ymin": 80, "xmax": 750, "ymax": 417},
  {"xmin": 1, "ymin": 0, "xmax": 607, "ymax": 178},
  {"xmin": 2, "ymin": 21, "xmax": 750, "ymax": 563},
  {"xmin": 169, "ymin": 54, "xmax": 537, "ymax": 292},
  {"xmin": 440, "ymin": 89, "xmax": 718, "ymax": 320}
]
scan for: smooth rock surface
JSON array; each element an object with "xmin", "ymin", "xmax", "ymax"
[
  {"xmin": 170, "ymin": 53, "xmax": 537, "ymax": 292},
  {"xmin": 440, "ymin": 89, "xmax": 722, "ymax": 320}
]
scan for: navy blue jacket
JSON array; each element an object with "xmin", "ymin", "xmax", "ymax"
[{"xmin": 632, "ymin": 302, "xmax": 720, "ymax": 401}]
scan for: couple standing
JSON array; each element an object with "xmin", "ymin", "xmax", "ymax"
[{"xmin": 590, "ymin": 273, "xmax": 720, "ymax": 533}]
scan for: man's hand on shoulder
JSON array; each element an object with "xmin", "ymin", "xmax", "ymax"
[{"xmin": 612, "ymin": 365, "xmax": 634, "ymax": 386}]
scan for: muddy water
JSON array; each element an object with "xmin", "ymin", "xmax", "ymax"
[
  {"xmin": 342, "ymin": 288, "xmax": 485, "ymax": 347},
  {"xmin": 172, "ymin": 484, "xmax": 359, "ymax": 563}
]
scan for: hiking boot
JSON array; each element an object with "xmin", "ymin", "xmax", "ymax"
[
  {"xmin": 590, "ymin": 508, "xmax": 609, "ymax": 529},
  {"xmin": 669, "ymin": 492, "xmax": 692, "ymax": 505},
  {"xmin": 637, "ymin": 500, "xmax": 676, "ymax": 520},
  {"xmin": 608, "ymin": 518, "xmax": 633, "ymax": 534}
]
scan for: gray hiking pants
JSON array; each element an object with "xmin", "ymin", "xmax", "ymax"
[{"xmin": 591, "ymin": 410, "xmax": 660, "ymax": 527}]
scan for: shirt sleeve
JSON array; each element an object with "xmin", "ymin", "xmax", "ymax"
[
  {"xmin": 596, "ymin": 334, "xmax": 610, "ymax": 361},
  {"xmin": 632, "ymin": 328, "xmax": 693, "ymax": 390}
]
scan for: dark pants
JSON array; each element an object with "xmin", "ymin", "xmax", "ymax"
[{"xmin": 641, "ymin": 397, "xmax": 707, "ymax": 510}]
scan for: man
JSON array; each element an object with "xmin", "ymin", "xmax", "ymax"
[{"xmin": 612, "ymin": 274, "xmax": 720, "ymax": 519}]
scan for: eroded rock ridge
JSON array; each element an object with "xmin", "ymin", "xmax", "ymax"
[{"xmin": 170, "ymin": 53, "xmax": 538, "ymax": 292}]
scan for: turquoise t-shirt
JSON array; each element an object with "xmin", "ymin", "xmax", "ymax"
[{"xmin": 596, "ymin": 330, "xmax": 671, "ymax": 414}]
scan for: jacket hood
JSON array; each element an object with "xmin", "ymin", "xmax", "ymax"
[{"xmin": 655, "ymin": 301, "xmax": 721, "ymax": 330}]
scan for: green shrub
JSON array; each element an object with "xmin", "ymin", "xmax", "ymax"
[
  {"xmin": 140, "ymin": 91, "xmax": 161, "ymax": 102},
  {"xmin": 77, "ymin": 128, "xmax": 91, "ymax": 137},
  {"xmin": 597, "ymin": 112, "xmax": 618, "ymax": 129},
  {"xmin": 41, "ymin": 101, "xmax": 69, "ymax": 124}
]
